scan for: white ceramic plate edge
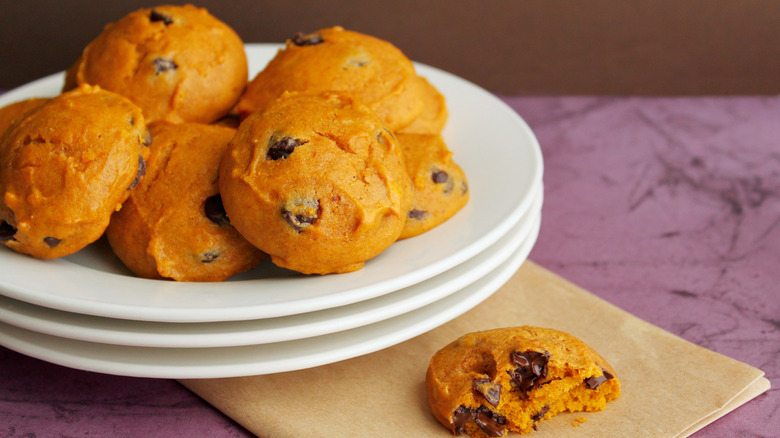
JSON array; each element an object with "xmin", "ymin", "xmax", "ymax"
[
  {"xmin": 0, "ymin": 214, "xmax": 540, "ymax": 378},
  {"xmin": 0, "ymin": 188, "xmax": 541, "ymax": 347}
]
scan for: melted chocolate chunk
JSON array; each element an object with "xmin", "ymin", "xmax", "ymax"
[
  {"xmin": 204, "ymin": 195, "xmax": 230, "ymax": 226},
  {"xmin": 266, "ymin": 136, "xmax": 307, "ymax": 160},
  {"xmin": 451, "ymin": 405, "xmax": 475, "ymax": 435},
  {"xmin": 461, "ymin": 180, "xmax": 469, "ymax": 195},
  {"xmin": 475, "ymin": 406, "xmax": 507, "ymax": 437},
  {"xmin": 531, "ymin": 404, "xmax": 550, "ymax": 423},
  {"xmin": 472, "ymin": 377, "xmax": 501, "ymax": 407},
  {"xmin": 0, "ymin": 221, "xmax": 17, "ymax": 242},
  {"xmin": 153, "ymin": 58, "xmax": 177, "ymax": 75},
  {"xmin": 281, "ymin": 199, "xmax": 320, "ymax": 232},
  {"xmin": 508, "ymin": 350, "xmax": 550, "ymax": 391},
  {"xmin": 128, "ymin": 155, "xmax": 146, "ymax": 190},
  {"xmin": 201, "ymin": 250, "xmax": 219, "ymax": 263},
  {"xmin": 432, "ymin": 170, "xmax": 449, "ymax": 184},
  {"xmin": 407, "ymin": 209, "xmax": 428, "ymax": 220},
  {"xmin": 291, "ymin": 32, "xmax": 324, "ymax": 46},
  {"xmin": 43, "ymin": 237, "xmax": 61, "ymax": 248},
  {"xmin": 585, "ymin": 368, "xmax": 614, "ymax": 389},
  {"xmin": 149, "ymin": 9, "xmax": 174, "ymax": 25},
  {"xmin": 142, "ymin": 128, "xmax": 153, "ymax": 146}
]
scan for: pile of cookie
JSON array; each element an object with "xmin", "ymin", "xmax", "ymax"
[{"xmin": 0, "ymin": 5, "xmax": 468, "ymax": 280}]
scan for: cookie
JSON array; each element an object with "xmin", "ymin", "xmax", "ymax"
[
  {"xmin": 106, "ymin": 122, "xmax": 266, "ymax": 281},
  {"xmin": 235, "ymin": 26, "xmax": 424, "ymax": 131},
  {"xmin": 0, "ymin": 98, "xmax": 49, "ymax": 136},
  {"xmin": 220, "ymin": 91, "xmax": 413, "ymax": 274},
  {"xmin": 426, "ymin": 326, "xmax": 621, "ymax": 436},
  {"xmin": 396, "ymin": 133, "xmax": 468, "ymax": 239},
  {"xmin": 64, "ymin": 5, "xmax": 247, "ymax": 125},
  {"xmin": 0, "ymin": 84, "xmax": 150, "ymax": 258},
  {"xmin": 397, "ymin": 76, "xmax": 448, "ymax": 135}
]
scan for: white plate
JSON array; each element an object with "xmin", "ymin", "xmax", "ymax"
[
  {"xmin": 0, "ymin": 211, "xmax": 540, "ymax": 378},
  {"xmin": 0, "ymin": 44, "xmax": 543, "ymax": 322},
  {"xmin": 0, "ymin": 185, "xmax": 541, "ymax": 348}
]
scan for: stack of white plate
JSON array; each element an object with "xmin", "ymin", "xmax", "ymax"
[{"xmin": 0, "ymin": 45, "xmax": 543, "ymax": 379}]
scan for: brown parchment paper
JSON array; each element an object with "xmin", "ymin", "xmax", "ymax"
[{"xmin": 180, "ymin": 261, "xmax": 769, "ymax": 438}]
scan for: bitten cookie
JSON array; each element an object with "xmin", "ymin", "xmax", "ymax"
[
  {"xmin": 0, "ymin": 98, "xmax": 49, "ymax": 136},
  {"xmin": 106, "ymin": 122, "xmax": 266, "ymax": 281},
  {"xmin": 426, "ymin": 326, "xmax": 620, "ymax": 436},
  {"xmin": 220, "ymin": 91, "xmax": 413, "ymax": 274},
  {"xmin": 64, "ymin": 4, "xmax": 247, "ymax": 124},
  {"xmin": 396, "ymin": 133, "xmax": 468, "ymax": 239},
  {"xmin": 0, "ymin": 85, "xmax": 150, "ymax": 258},
  {"xmin": 235, "ymin": 26, "xmax": 424, "ymax": 131}
]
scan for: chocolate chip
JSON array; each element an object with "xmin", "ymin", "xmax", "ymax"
[
  {"xmin": 531, "ymin": 404, "xmax": 550, "ymax": 423},
  {"xmin": 44, "ymin": 237, "xmax": 61, "ymax": 248},
  {"xmin": 201, "ymin": 250, "xmax": 219, "ymax": 263},
  {"xmin": 508, "ymin": 350, "xmax": 550, "ymax": 391},
  {"xmin": 451, "ymin": 405, "xmax": 475, "ymax": 435},
  {"xmin": 0, "ymin": 221, "xmax": 17, "ymax": 242},
  {"xmin": 461, "ymin": 180, "xmax": 469, "ymax": 195},
  {"xmin": 153, "ymin": 58, "xmax": 177, "ymax": 75},
  {"xmin": 472, "ymin": 377, "xmax": 501, "ymax": 407},
  {"xmin": 149, "ymin": 9, "xmax": 173, "ymax": 25},
  {"xmin": 407, "ymin": 209, "xmax": 427, "ymax": 220},
  {"xmin": 585, "ymin": 368, "xmax": 614, "ymax": 389},
  {"xmin": 281, "ymin": 199, "xmax": 320, "ymax": 232},
  {"xmin": 142, "ymin": 128, "xmax": 152, "ymax": 146},
  {"xmin": 267, "ymin": 136, "xmax": 307, "ymax": 160},
  {"xmin": 204, "ymin": 195, "xmax": 230, "ymax": 226},
  {"xmin": 475, "ymin": 406, "xmax": 507, "ymax": 437},
  {"xmin": 432, "ymin": 170, "xmax": 449, "ymax": 184},
  {"xmin": 128, "ymin": 155, "xmax": 146, "ymax": 190},
  {"xmin": 291, "ymin": 32, "xmax": 323, "ymax": 46}
]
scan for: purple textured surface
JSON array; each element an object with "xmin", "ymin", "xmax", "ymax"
[{"xmin": 0, "ymin": 96, "xmax": 778, "ymax": 436}]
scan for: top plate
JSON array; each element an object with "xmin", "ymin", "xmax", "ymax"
[{"xmin": 0, "ymin": 44, "xmax": 543, "ymax": 322}]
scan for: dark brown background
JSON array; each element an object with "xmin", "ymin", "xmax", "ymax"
[{"xmin": 2, "ymin": 0, "xmax": 779, "ymax": 94}]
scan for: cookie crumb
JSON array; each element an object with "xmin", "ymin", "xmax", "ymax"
[{"xmin": 573, "ymin": 417, "xmax": 588, "ymax": 427}]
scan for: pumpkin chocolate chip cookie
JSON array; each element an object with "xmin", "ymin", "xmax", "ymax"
[
  {"xmin": 220, "ymin": 91, "xmax": 412, "ymax": 274},
  {"xmin": 64, "ymin": 4, "xmax": 247, "ymax": 125},
  {"xmin": 426, "ymin": 326, "xmax": 620, "ymax": 436},
  {"xmin": 0, "ymin": 84, "xmax": 150, "ymax": 258}
]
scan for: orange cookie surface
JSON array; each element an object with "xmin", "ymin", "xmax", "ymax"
[
  {"xmin": 106, "ymin": 122, "xmax": 266, "ymax": 281},
  {"xmin": 396, "ymin": 133, "xmax": 468, "ymax": 239},
  {"xmin": 65, "ymin": 5, "xmax": 247, "ymax": 124},
  {"xmin": 0, "ymin": 85, "xmax": 149, "ymax": 258},
  {"xmin": 235, "ymin": 26, "xmax": 423, "ymax": 131},
  {"xmin": 220, "ymin": 91, "xmax": 412, "ymax": 274}
]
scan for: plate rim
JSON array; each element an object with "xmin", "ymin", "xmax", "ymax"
[
  {"xmin": 0, "ymin": 214, "xmax": 540, "ymax": 378},
  {"xmin": 0, "ymin": 187, "xmax": 542, "ymax": 347}
]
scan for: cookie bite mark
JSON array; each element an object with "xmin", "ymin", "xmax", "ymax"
[
  {"xmin": 281, "ymin": 198, "xmax": 321, "ymax": 233},
  {"xmin": 266, "ymin": 136, "xmax": 308, "ymax": 160},
  {"xmin": 290, "ymin": 31, "xmax": 323, "ymax": 46}
]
